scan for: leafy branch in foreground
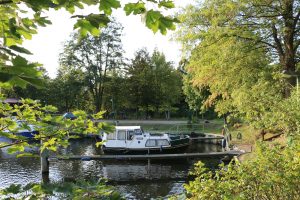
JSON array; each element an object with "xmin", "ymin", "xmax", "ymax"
[
  {"xmin": 0, "ymin": 95, "xmax": 117, "ymax": 198},
  {"xmin": 0, "ymin": 95, "xmax": 113, "ymax": 155},
  {"xmin": 0, "ymin": 0, "xmax": 179, "ymax": 88},
  {"xmin": 0, "ymin": 179, "xmax": 123, "ymax": 199}
]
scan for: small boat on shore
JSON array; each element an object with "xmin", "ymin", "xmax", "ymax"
[
  {"xmin": 2, "ymin": 120, "xmax": 39, "ymax": 139},
  {"xmin": 101, "ymin": 126, "xmax": 190, "ymax": 153}
]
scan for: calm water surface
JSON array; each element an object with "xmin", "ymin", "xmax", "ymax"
[{"xmin": 0, "ymin": 139, "xmax": 222, "ymax": 199}]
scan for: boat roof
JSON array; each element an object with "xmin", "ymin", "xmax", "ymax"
[{"xmin": 115, "ymin": 126, "xmax": 141, "ymax": 130}]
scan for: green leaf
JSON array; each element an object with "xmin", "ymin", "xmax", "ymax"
[
  {"xmin": 158, "ymin": 0, "xmax": 175, "ymax": 8},
  {"xmin": 7, "ymin": 76, "xmax": 28, "ymax": 88},
  {"xmin": 9, "ymin": 45, "xmax": 33, "ymax": 54},
  {"xmin": 2, "ymin": 184, "xmax": 22, "ymax": 195},
  {"xmin": 22, "ymin": 183, "xmax": 37, "ymax": 191},
  {"xmin": 85, "ymin": 13, "xmax": 110, "ymax": 28},
  {"xmin": 48, "ymin": 145, "xmax": 57, "ymax": 151},
  {"xmin": 5, "ymin": 37, "xmax": 22, "ymax": 46},
  {"xmin": 21, "ymin": 76, "xmax": 44, "ymax": 88},
  {"xmin": 17, "ymin": 29, "xmax": 33, "ymax": 40},
  {"xmin": 74, "ymin": 19, "xmax": 100, "ymax": 37},
  {"xmin": 12, "ymin": 55, "xmax": 28, "ymax": 67},
  {"xmin": 99, "ymin": 0, "xmax": 121, "ymax": 15},
  {"xmin": 9, "ymin": 18, "xmax": 21, "ymax": 39},
  {"xmin": 66, "ymin": 4, "xmax": 75, "ymax": 14},
  {"xmin": 92, "ymin": 111, "xmax": 106, "ymax": 120},
  {"xmin": 16, "ymin": 153, "xmax": 38, "ymax": 158},
  {"xmin": 95, "ymin": 141, "xmax": 105, "ymax": 148},
  {"xmin": 124, "ymin": 2, "xmax": 146, "ymax": 16},
  {"xmin": 159, "ymin": 16, "xmax": 176, "ymax": 34},
  {"xmin": 145, "ymin": 10, "xmax": 178, "ymax": 34},
  {"xmin": 42, "ymin": 105, "xmax": 58, "ymax": 112},
  {"xmin": 145, "ymin": 10, "xmax": 162, "ymax": 33},
  {"xmin": 7, "ymin": 145, "xmax": 25, "ymax": 154}
]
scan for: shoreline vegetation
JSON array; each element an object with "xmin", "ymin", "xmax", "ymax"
[{"xmin": 1, "ymin": 0, "xmax": 300, "ymax": 199}]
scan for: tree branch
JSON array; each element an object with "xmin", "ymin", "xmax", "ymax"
[
  {"xmin": 271, "ymin": 24, "xmax": 285, "ymax": 61},
  {"xmin": 229, "ymin": 33, "xmax": 277, "ymax": 49}
]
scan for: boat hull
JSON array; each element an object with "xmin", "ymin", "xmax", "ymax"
[
  {"xmin": 102, "ymin": 141, "xmax": 190, "ymax": 154},
  {"xmin": 17, "ymin": 131, "xmax": 39, "ymax": 138}
]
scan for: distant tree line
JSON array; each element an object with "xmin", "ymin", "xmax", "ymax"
[{"xmin": 4, "ymin": 21, "xmax": 190, "ymax": 119}]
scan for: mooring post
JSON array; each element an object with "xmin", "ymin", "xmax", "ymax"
[
  {"xmin": 147, "ymin": 158, "xmax": 151, "ymax": 178},
  {"xmin": 41, "ymin": 150, "xmax": 49, "ymax": 174},
  {"xmin": 40, "ymin": 140, "xmax": 49, "ymax": 174},
  {"xmin": 226, "ymin": 135, "xmax": 230, "ymax": 151}
]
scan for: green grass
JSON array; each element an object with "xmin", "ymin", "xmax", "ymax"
[
  {"xmin": 229, "ymin": 125, "xmax": 259, "ymax": 145},
  {"xmin": 114, "ymin": 119, "xmax": 225, "ymax": 134}
]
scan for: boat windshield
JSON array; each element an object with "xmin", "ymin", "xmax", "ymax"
[{"xmin": 134, "ymin": 128, "xmax": 143, "ymax": 135}]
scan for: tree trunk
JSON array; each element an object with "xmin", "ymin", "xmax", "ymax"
[
  {"xmin": 272, "ymin": 0, "xmax": 297, "ymax": 97},
  {"xmin": 65, "ymin": 98, "xmax": 69, "ymax": 112},
  {"xmin": 95, "ymin": 97, "xmax": 101, "ymax": 112}
]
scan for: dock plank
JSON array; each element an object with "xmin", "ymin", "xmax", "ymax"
[{"xmin": 49, "ymin": 151, "xmax": 242, "ymax": 161}]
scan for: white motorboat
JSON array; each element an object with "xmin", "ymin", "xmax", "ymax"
[{"xmin": 101, "ymin": 126, "xmax": 190, "ymax": 153}]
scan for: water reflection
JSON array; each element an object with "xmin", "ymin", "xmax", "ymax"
[{"xmin": 0, "ymin": 138, "xmax": 222, "ymax": 199}]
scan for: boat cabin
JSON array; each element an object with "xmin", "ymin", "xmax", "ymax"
[{"xmin": 102, "ymin": 126, "xmax": 172, "ymax": 151}]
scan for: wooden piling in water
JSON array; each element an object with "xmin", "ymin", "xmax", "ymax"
[
  {"xmin": 41, "ymin": 151, "xmax": 49, "ymax": 174},
  {"xmin": 40, "ymin": 140, "xmax": 49, "ymax": 174}
]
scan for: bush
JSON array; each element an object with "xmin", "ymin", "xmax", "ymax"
[{"xmin": 185, "ymin": 141, "xmax": 300, "ymax": 200}]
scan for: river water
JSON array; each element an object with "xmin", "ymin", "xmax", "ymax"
[{"xmin": 0, "ymin": 139, "xmax": 222, "ymax": 199}]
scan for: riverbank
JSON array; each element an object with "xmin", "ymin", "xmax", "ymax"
[{"xmin": 229, "ymin": 124, "xmax": 289, "ymax": 162}]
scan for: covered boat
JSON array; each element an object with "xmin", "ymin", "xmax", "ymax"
[
  {"xmin": 3, "ymin": 120, "xmax": 39, "ymax": 139},
  {"xmin": 101, "ymin": 126, "xmax": 190, "ymax": 153}
]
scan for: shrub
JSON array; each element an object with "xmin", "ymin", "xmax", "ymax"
[{"xmin": 185, "ymin": 141, "xmax": 300, "ymax": 200}]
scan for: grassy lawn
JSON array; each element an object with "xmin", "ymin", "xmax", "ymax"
[
  {"xmin": 114, "ymin": 119, "xmax": 225, "ymax": 134},
  {"xmin": 229, "ymin": 125, "xmax": 259, "ymax": 145}
]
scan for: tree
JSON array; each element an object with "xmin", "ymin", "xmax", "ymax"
[
  {"xmin": 176, "ymin": 0, "xmax": 300, "ymax": 96},
  {"xmin": 48, "ymin": 66, "xmax": 91, "ymax": 112},
  {"xmin": 103, "ymin": 69, "xmax": 129, "ymax": 118},
  {"xmin": 0, "ymin": 0, "xmax": 179, "ymax": 88},
  {"xmin": 60, "ymin": 21, "xmax": 124, "ymax": 112},
  {"xmin": 2, "ymin": 67, "xmax": 51, "ymax": 103},
  {"xmin": 126, "ymin": 48, "xmax": 153, "ymax": 118},
  {"xmin": 175, "ymin": 1, "xmax": 300, "ymax": 132},
  {"xmin": 150, "ymin": 49, "xmax": 182, "ymax": 119},
  {"xmin": 177, "ymin": 19, "xmax": 274, "ymax": 121},
  {"xmin": 126, "ymin": 48, "xmax": 182, "ymax": 119}
]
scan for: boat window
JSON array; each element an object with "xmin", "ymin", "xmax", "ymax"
[
  {"xmin": 117, "ymin": 130, "xmax": 126, "ymax": 140},
  {"xmin": 145, "ymin": 139, "xmax": 156, "ymax": 147},
  {"xmin": 107, "ymin": 132, "xmax": 116, "ymax": 140},
  {"xmin": 157, "ymin": 139, "xmax": 169, "ymax": 146},
  {"xmin": 134, "ymin": 129, "xmax": 143, "ymax": 135},
  {"xmin": 127, "ymin": 130, "xmax": 134, "ymax": 140}
]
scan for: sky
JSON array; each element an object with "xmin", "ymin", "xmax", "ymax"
[{"xmin": 23, "ymin": 1, "xmax": 193, "ymax": 78}]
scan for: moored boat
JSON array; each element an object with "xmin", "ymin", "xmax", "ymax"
[
  {"xmin": 101, "ymin": 126, "xmax": 190, "ymax": 153},
  {"xmin": 2, "ymin": 120, "xmax": 39, "ymax": 139}
]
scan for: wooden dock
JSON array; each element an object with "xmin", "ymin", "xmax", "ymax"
[{"xmin": 49, "ymin": 151, "xmax": 242, "ymax": 162}]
